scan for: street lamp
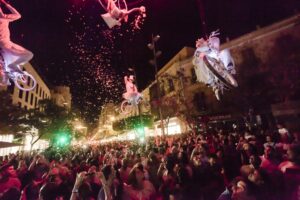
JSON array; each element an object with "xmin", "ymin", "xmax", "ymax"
[{"xmin": 147, "ymin": 34, "xmax": 165, "ymax": 137}]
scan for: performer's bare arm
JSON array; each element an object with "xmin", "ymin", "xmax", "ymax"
[
  {"xmin": 107, "ymin": 0, "xmax": 115, "ymax": 12},
  {"xmin": 0, "ymin": 0, "xmax": 21, "ymax": 21},
  {"xmin": 126, "ymin": 6, "xmax": 145, "ymax": 15},
  {"xmin": 124, "ymin": 76, "xmax": 128, "ymax": 84}
]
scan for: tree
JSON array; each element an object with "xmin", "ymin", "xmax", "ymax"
[
  {"xmin": 25, "ymin": 99, "xmax": 76, "ymax": 149},
  {"xmin": 0, "ymin": 91, "xmax": 29, "ymax": 135},
  {"xmin": 157, "ymin": 69, "xmax": 200, "ymax": 134}
]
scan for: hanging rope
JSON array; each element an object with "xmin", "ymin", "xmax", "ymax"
[
  {"xmin": 97, "ymin": 0, "xmax": 107, "ymax": 11},
  {"xmin": 196, "ymin": 0, "xmax": 208, "ymax": 38}
]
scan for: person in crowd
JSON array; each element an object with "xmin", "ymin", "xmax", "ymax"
[
  {"xmin": 0, "ymin": 164, "xmax": 21, "ymax": 198},
  {"xmin": 0, "ymin": 121, "xmax": 299, "ymax": 200},
  {"xmin": 124, "ymin": 163, "xmax": 155, "ymax": 200}
]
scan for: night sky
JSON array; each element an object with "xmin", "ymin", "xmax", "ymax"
[{"xmin": 5, "ymin": 0, "xmax": 300, "ymax": 125}]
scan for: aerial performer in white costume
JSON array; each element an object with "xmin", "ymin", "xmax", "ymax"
[
  {"xmin": 98, "ymin": 0, "xmax": 146, "ymax": 28},
  {"xmin": 0, "ymin": 0, "xmax": 36, "ymax": 91},
  {"xmin": 123, "ymin": 75, "xmax": 142, "ymax": 105},
  {"xmin": 193, "ymin": 30, "xmax": 238, "ymax": 100}
]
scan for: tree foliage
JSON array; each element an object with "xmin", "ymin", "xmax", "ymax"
[
  {"xmin": 112, "ymin": 115, "xmax": 153, "ymax": 131},
  {"xmin": 25, "ymin": 99, "xmax": 76, "ymax": 146},
  {"xmin": 0, "ymin": 91, "xmax": 29, "ymax": 135}
]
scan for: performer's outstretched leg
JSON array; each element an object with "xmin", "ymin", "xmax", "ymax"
[{"xmin": 5, "ymin": 43, "xmax": 33, "ymax": 73}]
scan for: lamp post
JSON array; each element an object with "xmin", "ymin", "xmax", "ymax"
[{"xmin": 148, "ymin": 34, "xmax": 165, "ymax": 137}]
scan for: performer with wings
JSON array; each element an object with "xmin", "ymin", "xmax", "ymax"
[{"xmin": 99, "ymin": 0, "xmax": 146, "ymax": 28}]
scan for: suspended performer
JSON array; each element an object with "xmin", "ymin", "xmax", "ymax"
[
  {"xmin": 99, "ymin": 0, "xmax": 146, "ymax": 28},
  {"xmin": 193, "ymin": 31, "xmax": 237, "ymax": 100},
  {"xmin": 0, "ymin": 0, "xmax": 33, "ymax": 85},
  {"xmin": 122, "ymin": 75, "xmax": 142, "ymax": 105}
]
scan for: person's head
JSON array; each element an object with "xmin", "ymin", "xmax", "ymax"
[
  {"xmin": 18, "ymin": 159, "xmax": 27, "ymax": 170},
  {"xmin": 264, "ymin": 145, "xmax": 275, "ymax": 160},
  {"xmin": 102, "ymin": 164, "xmax": 115, "ymax": 181},
  {"xmin": 231, "ymin": 177, "xmax": 254, "ymax": 200},
  {"xmin": 208, "ymin": 154, "xmax": 218, "ymax": 166},
  {"xmin": 276, "ymin": 123, "xmax": 284, "ymax": 129},
  {"xmin": 195, "ymin": 38, "xmax": 207, "ymax": 48},
  {"xmin": 178, "ymin": 151, "xmax": 189, "ymax": 165},
  {"xmin": 293, "ymin": 132, "xmax": 300, "ymax": 141},
  {"xmin": 165, "ymin": 155, "xmax": 176, "ymax": 172},
  {"xmin": 0, "ymin": 164, "xmax": 17, "ymax": 178},
  {"xmin": 248, "ymin": 169, "xmax": 265, "ymax": 186},
  {"xmin": 129, "ymin": 75, "xmax": 135, "ymax": 82},
  {"xmin": 216, "ymin": 149, "xmax": 224, "ymax": 158},
  {"xmin": 33, "ymin": 164, "xmax": 48, "ymax": 181},
  {"xmin": 171, "ymin": 145, "xmax": 178, "ymax": 155},
  {"xmin": 266, "ymin": 135, "xmax": 273, "ymax": 143},
  {"xmin": 208, "ymin": 37, "xmax": 220, "ymax": 50},
  {"xmin": 287, "ymin": 144, "xmax": 300, "ymax": 164},
  {"xmin": 177, "ymin": 165, "xmax": 190, "ymax": 186},
  {"xmin": 249, "ymin": 154, "xmax": 261, "ymax": 169},
  {"xmin": 25, "ymin": 179, "xmax": 43, "ymax": 200},
  {"xmin": 78, "ymin": 182, "xmax": 95, "ymax": 200},
  {"xmin": 39, "ymin": 182, "xmax": 63, "ymax": 200},
  {"xmin": 128, "ymin": 163, "xmax": 144, "ymax": 189}
]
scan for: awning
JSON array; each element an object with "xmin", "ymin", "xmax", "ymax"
[{"xmin": 0, "ymin": 141, "xmax": 22, "ymax": 149}]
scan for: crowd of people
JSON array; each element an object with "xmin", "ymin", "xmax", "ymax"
[{"xmin": 0, "ymin": 123, "xmax": 300, "ymax": 200}]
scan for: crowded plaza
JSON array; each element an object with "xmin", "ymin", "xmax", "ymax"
[{"xmin": 1, "ymin": 0, "xmax": 300, "ymax": 199}]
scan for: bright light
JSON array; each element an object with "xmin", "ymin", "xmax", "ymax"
[
  {"xmin": 139, "ymin": 137, "xmax": 145, "ymax": 143},
  {"xmin": 54, "ymin": 133, "xmax": 71, "ymax": 147},
  {"xmin": 59, "ymin": 136, "xmax": 67, "ymax": 143},
  {"xmin": 147, "ymin": 43, "xmax": 154, "ymax": 50},
  {"xmin": 128, "ymin": 132, "xmax": 136, "ymax": 140},
  {"xmin": 153, "ymin": 35, "xmax": 160, "ymax": 42},
  {"xmin": 75, "ymin": 125, "xmax": 86, "ymax": 130}
]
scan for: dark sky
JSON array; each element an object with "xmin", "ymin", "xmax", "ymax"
[{"xmin": 6, "ymin": 0, "xmax": 300, "ymax": 125}]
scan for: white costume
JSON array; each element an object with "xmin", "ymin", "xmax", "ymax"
[
  {"xmin": 193, "ymin": 31, "xmax": 236, "ymax": 100},
  {"xmin": 0, "ymin": 1, "xmax": 33, "ymax": 74},
  {"xmin": 100, "ymin": 0, "xmax": 146, "ymax": 28},
  {"xmin": 123, "ymin": 75, "xmax": 142, "ymax": 104}
]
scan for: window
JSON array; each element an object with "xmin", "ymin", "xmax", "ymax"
[
  {"xmin": 27, "ymin": 76, "xmax": 31, "ymax": 86},
  {"xmin": 25, "ymin": 91, "xmax": 29, "ymax": 102},
  {"xmin": 39, "ymin": 88, "xmax": 42, "ymax": 97},
  {"xmin": 30, "ymin": 93, "xmax": 34, "ymax": 105},
  {"xmin": 18, "ymin": 89, "xmax": 23, "ymax": 99},
  {"xmin": 36, "ymin": 84, "xmax": 39, "ymax": 94},
  {"xmin": 168, "ymin": 79, "xmax": 174, "ymax": 92},
  {"xmin": 18, "ymin": 102, "xmax": 21, "ymax": 108},
  {"xmin": 35, "ymin": 97, "xmax": 38, "ymax": 107},
  {"xmin": 191, "ymin": 69, "xmax": 197, "ymax": 84},
  {"xmin": 149, "ymin": 83, "xmax": 158, "ymax": 100},
  {"xmin": 160, "ymin": 82, "xmax": 165, "ymax": 96}
]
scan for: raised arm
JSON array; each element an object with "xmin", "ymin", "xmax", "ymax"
[
  {"xmin": 1, "ymin": 0, "xmax": 21, "ymax": 21},
  {"xmin": 107, "ymin": 0, "xmax": 116, "ymax": 12},
  {"xmin": 126, "ymin": 6, "xmax": 145, "ymax": 15},
  {"xmin": 124, "ymin": 76, "xmax": 128, "ymax": 84}
]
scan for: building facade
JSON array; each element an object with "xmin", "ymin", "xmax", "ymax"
[
  {"xmin": 1, "ymin": 62, "xmax": 51, "ymax": 110},
  {"xmin": 0, "ymin": 62, "xmax": 52, "ymax": 155},
  {"xmin": 145, "ymin": 14, "xmax": 300, "ymax": 132},
  {"xmin": 51, "ymin": 86, "xmax": 72, "ymax": 109}
]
